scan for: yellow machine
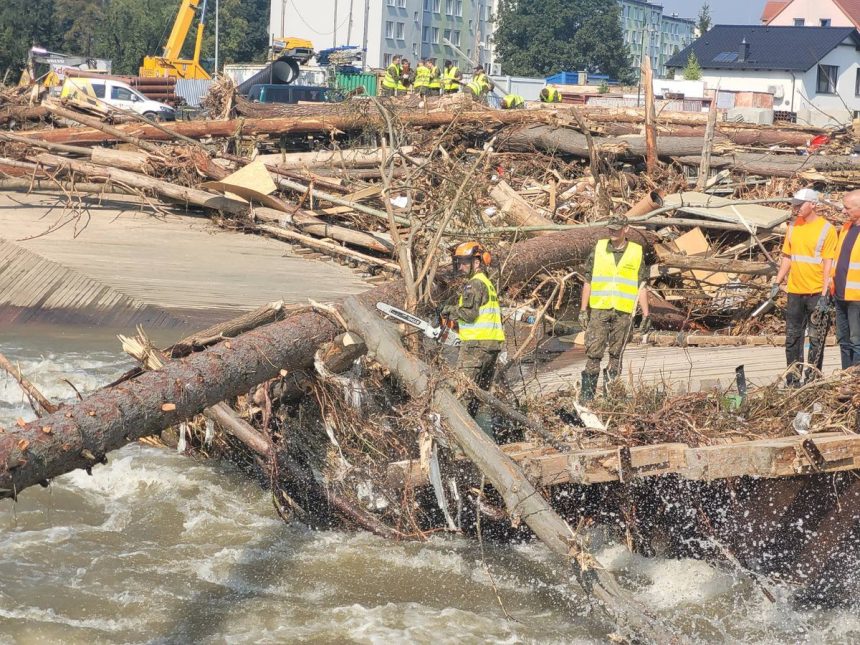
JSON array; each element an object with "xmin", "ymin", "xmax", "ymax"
[
  {"xmin": 140, "ymin": 0, "xmax": 210, "ymax": 79},
  {"xmin": 269, "ymin": 37, "xmax": 315, "ymax": 84}
]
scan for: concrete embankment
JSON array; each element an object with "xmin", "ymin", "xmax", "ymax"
[{"xmin": 0, "ymin": 191, "xmax": 371, "ymax": 331}]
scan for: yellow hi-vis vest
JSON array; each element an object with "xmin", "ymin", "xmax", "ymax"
[
  {"xmin": 542, "ymin": 87, "xmax": 561, "ymax": 103},
  {"xmin": 588, "ymin": 239, "xmax": 643, "ymax": 314},
  {"xmin": 444, "ymin": 66, "xmax": 460, "ymax": 91},
  {"xmin": 466, "ymin": 74, "xmax": 488, "ymax": 97},
  {"xmin": 458, "ymin": 272, "xmax": 505, "ymax": 342},
  {"xmin": 413, "ymin": 65, "xmax": 431, "ymax": 89},
  {"xmin": 428, "ymin": 65, "xmax": 441, "ymax": 89},
  {"xmin": 502, "ymin": 94, "xmax": 524, "ymax": 109},
  {"xmin": 382, "ymin": 63, "xmax": 401, "ymax": 90}
]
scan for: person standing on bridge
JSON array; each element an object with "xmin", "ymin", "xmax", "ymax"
[
  {"xmin": 578, "ymin": 215, "xmax": 650, "ymax": 402},
  {"xmin": 833, "ymin": 190, "xmax": 860, "ymax": 368},
  {"xmin": 772, "ymin": 188, "xmax": 837, "ymax": 386}
]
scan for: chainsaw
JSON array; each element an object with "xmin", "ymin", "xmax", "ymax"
[{"xmin": 376, "ymin": 302, "xmax": 460, "ymax": 347}]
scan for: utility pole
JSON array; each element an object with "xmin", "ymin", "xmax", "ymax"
[
  {"xmin": 361, "ymin": 0, "xmax": 370, "ymax": 69},
  {"xmin": 333, "ymin": 0, "xmax": 338, "ymax": 48},
  {"xmin": 347, "ymin": 0, "xmax": 355, "ymax": 44},
  {"xmin": 281, "ymin": 0, "xmax": 287, "ymax": 37},
  {"xmin": 214, "ymin": 0, "xmax": 219, "ymax": 74}
]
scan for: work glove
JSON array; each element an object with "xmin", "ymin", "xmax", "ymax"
[
  {"xmin": 578, "ymin": 310, "xmax": 589, "ymax": 329},
  {"xmin": 440, "ymin": 304, "xmax": 457, "ymax": 319},
  {"xmin": 638, "ymin": 315, "xmax": 652, "ymax": 334},
  {"xmin": 769, "ymin": 282, "xmax": 780, "ymax": 300}
]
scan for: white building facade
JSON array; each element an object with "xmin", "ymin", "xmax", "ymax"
[
  {"xmin": 270, "ymin": 0, "xmax": 499, "ymax": 71},
  {"xmin": 765, "ymin": 0, "xmax": 859, "ymax": 28}
]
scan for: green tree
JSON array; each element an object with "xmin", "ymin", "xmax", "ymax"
[
  {"xmin": 697, "ymin": 3, "xmax": 712, "ymax": 34},
  {"xmin": 682, "ymin": 52, "xmax": 702, "ymax": 80},
  {"xmin": 495, "ymin": 0, "xmax": 632, "ymax": 81},
  {"xmin": 92, "ymin": 0, "xmax": 176, "ymax": 74},
  {"xmin": 0, "ymin": 0, "xmax": 58, "ymax": 78}
]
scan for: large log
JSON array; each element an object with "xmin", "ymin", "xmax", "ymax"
[
  {"xmin": 660, "ymin": 253, "xmax": 776, "ymax": 276},
  {"xmin": 0, "ymin": 225, "xmax": 685, "ymax": 498},
  {"xmin": 340, "ymin": 296, "xmax": 671, "ymax": 642},
  {"xmin": 21, "ymin": 110, "xmax": 548, "ymax": 146},
  {"xmin": 673, "ymin": 153, "xmax": 860, "ymax": 178}
]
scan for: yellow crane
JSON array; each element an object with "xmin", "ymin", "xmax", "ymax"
[{"xmin": 140, "ymin": 0, "xmax": 210, "ymax": 79}]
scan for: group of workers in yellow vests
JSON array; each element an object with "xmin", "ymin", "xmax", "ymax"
[{"xmin": 380, "ymin": 54, "xmax": 563, "ymax": 108}]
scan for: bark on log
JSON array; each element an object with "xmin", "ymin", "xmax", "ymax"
[
  {"xmin": 340, "ymin": 296, "xmax": 671, "ymax": 642},
  {"xmin": 673, "ymin": 153, "xmax": 860, "ymax": 178},
  {"xmin": 0, "ymin": 105, "xmax": 49, "ymax": 125},
  {"xmin": 659, "ymin": 253, "xmax": 776, "ymax": 276},
  {"xmin": 489, "ymin": 179, "xmax": 556, "ymax": 234},
  {"xmin": 21, "ymin": 110, "xmax": 547, "ymax": 146},
  {"xmin": 27, "ymin": 153, "xmax": 391, "ymax": 254},
  {"xmin": 43, "ymin": 104, "xmax": 164, "ymax": 155},
  {"xmin": 0, "ymin": 225, "xmax": 687, "ymax": 498},
  {"xmin": 263, "ymin": 147, "xmax": 413, "ymax": 170}
]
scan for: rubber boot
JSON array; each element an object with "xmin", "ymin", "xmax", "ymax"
[{"xmin": 579, "ymin": 371, "xmax": 598, "ymax": 403}]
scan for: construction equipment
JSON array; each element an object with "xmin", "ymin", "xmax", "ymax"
[
  {"xmin": 19, "ymin": 47, "xmax": 111, "ymax": 88},
  {"xmin": 376, "ymin": 303, "xmax": 460, "ymax": 347},
  {"xmin": 271, "ymin": 37, "xmax": 315, "ymax": 84},
  {"xmin": 140, "ymin": 0, "xmax": 210, "ymax": 80}
]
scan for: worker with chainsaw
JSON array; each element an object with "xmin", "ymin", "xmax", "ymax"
[
  {"xmin": 832, "ymin": 190, "xmax": 860, "ymax": 368},
  {"xmin": 578, "ymin": 215, "xmax": 650, "ymax": 402},
  {"xmin": 443, "ymin": 60, "xmax": 462, "ymax": 93},
  {"xmin": 772, "ymin": 188, "xmax": 838, "ymax": 386},
  {"xmin": 381, "ymin": 55, "xmax": 403, "ymax": 96},
  {"xmin": 441, "ymin": 242, "xmax": 505, "ymax": 436}
]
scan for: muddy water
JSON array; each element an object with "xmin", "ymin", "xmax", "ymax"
[{"xmin": 2, "ymin": 329, "xmax": 860, "ymax": 643}]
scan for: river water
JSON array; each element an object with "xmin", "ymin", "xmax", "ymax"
[{"xmin": 2, "ymin": 330, "xmax": 859, "ymax": 644}]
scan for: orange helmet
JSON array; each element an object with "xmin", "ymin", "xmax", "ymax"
[{"xmin": 452, "ymin": 241, "xmax": 491, "ymax": 266}]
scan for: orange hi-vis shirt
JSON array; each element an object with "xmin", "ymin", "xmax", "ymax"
[{"xmin": 782, "ymin": 216, "xmax": 838, "ymax": 294}]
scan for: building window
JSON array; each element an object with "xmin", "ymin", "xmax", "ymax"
[
  {"xmin": 385, "ymin": 21, "xmax": 394, "ymax": 38},
  {"xmin": 794, "ymin": 18, "xmax": 805, "ymax": 26},
  {"xmin": 856, "ymin": 68, "xmax": 860, "ymax": 96},
  {"xmin": 433, "ymin": 0, "xmax": 440, "ymax": 13},
  {"xmin": 383, "ymin": 53, "xmax": 393, "ymax": 66},
  {"xmin": 424, "ymin": 0, "xmax": 431, "ymax": 9},
  {"xmin": 396, "ymin": 22, "xmax": 405, "ymax": 40},
  {"xmin": 455, "ymin": 0, "xmax": 463, "ymax": 16},
  {"xmin": 445, "ymin": 0, "xmax": 453, "ymax": 15},
  {"xmin": 443, "ymin": 29, "xmax": 451, "ymax": 43},
  {"xmin": 453, "ymin": 30, "xmax": 461, "ymax": 46},
  {"xmin": 431, "ymin": 27, "xmax": 439, "ymax": 43},
  {"xmin": 398, "ymin": 0, "xmax": 406, "ymax": 6},
  {"xmin": 386, "ymin": 0, "xmax": 394, "ymax": 5},
  {"xmin": 821, "ymin": 19, "xmax": 831, "ymax": 27},
  {"xmin": 817, "ymin": 64, "xmax": 838, "ymax": 94},
  {"xmin": 422, "ymin": 26, "xmax": 430, "ymax": 43}
]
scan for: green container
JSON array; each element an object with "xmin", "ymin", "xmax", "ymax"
[{"xmin": 335, "ymin": 73, "xmax": 378, "ymax": 96}]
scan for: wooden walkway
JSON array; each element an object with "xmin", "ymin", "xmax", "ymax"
[
  {"xmin": 0, "ymin": 191, "xmax": 370, "ymax": 327},
  {"xmin": 527, "ymin": 343, "xmax": 843, "ymax": 394}
]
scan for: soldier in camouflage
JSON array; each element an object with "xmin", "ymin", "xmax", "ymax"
[{"xmin": 578, "ymin": 215, "xmax": 651, "ymax": 402}]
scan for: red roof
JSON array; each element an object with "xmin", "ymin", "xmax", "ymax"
[
  {"xmin": 834, "ymin": 0, "xmax": 860, "ymax": 28},
  {"xmin": 761, "ymin": 1, "xmax": 790, "ymax": 23}
]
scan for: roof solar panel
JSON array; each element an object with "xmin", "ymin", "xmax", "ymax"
[{"xmin": 713, "ymin": 51, "xmax": 739, "ymax": 63}]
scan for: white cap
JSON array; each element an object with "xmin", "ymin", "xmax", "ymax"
[{"xmin": 792, "ymin": 188, "xmax": 820, "ymax": 205}]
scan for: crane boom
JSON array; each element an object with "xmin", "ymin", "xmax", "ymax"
[
  {"xmin": 163, "ymin": 0, "xmax": 202, "ymax": 60},
  {"xmin": 140, "ymin": 0, "xmax": 210, "ymax": 79}
]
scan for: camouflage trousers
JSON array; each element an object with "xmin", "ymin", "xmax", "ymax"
[
  {"xmin": 584, "ymin": 308, "xmax": 632, "ymax": 378},
  {"xmin": 457, "ymin": 344, "xmax": 500, "ymax": 392}
]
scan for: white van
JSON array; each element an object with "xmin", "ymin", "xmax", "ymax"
[{"xmin": 60, "ymin": 78, "xmax": 176, "ymax": 121}]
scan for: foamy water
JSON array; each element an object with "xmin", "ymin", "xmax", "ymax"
[{"xmin": 1, "ymin": 337, "xmax": 859, "ymax": 643}]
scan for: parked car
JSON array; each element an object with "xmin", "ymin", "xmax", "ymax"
[
  {"xmin": 247, "ymin": 84, "xmax": 343, "ymax": 104},
  {"xmin": 60, "ymin": 78, "xmax": 176, "ymax": 121}
]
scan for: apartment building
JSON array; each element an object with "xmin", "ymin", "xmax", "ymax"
[
  {"xmin": 619, "ymin": 0, "xmax": 695, "ymax": 77},
  {"xmin": 270, "ymin": 0, "xmax": 498, "ymax": 72}
]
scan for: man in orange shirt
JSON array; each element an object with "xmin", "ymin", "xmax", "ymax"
[{"xmin": 772, "ymin": 188, "xmax": 838, "ymax": 386}]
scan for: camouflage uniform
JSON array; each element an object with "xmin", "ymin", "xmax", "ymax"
[
  {"xmin": 446, "ymin": 277, "xmax": 503, "ymax": 390},
  {"xmin": 582, "ymin": 241, "xmax": 649, "ymax": 379}
]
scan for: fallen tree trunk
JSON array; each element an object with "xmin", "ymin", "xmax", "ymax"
[
  {"xmin": 0, "ymin": 105, "xmax": 49, "ymax": 126},
  {"xmin": 21, "ymin": 109, "xmax": 547, "ymax": 146},
  {"xmin": 659, "ymin": 253, "xmax": 777, "ymax": 276},
  {"xmin": 673, "ymin": 153, "xmax": 860, "ymax": 178},
  {"xmin": 0, "ymin": 225, "xmax": 686, "ymax": 498},
  {"xmin": 340, "ymin": 296, "xmax": 671, "ymax": 642},
  {"xmin": 260, "ymin": 147, "xmax": 413, "ymax": 170}
]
